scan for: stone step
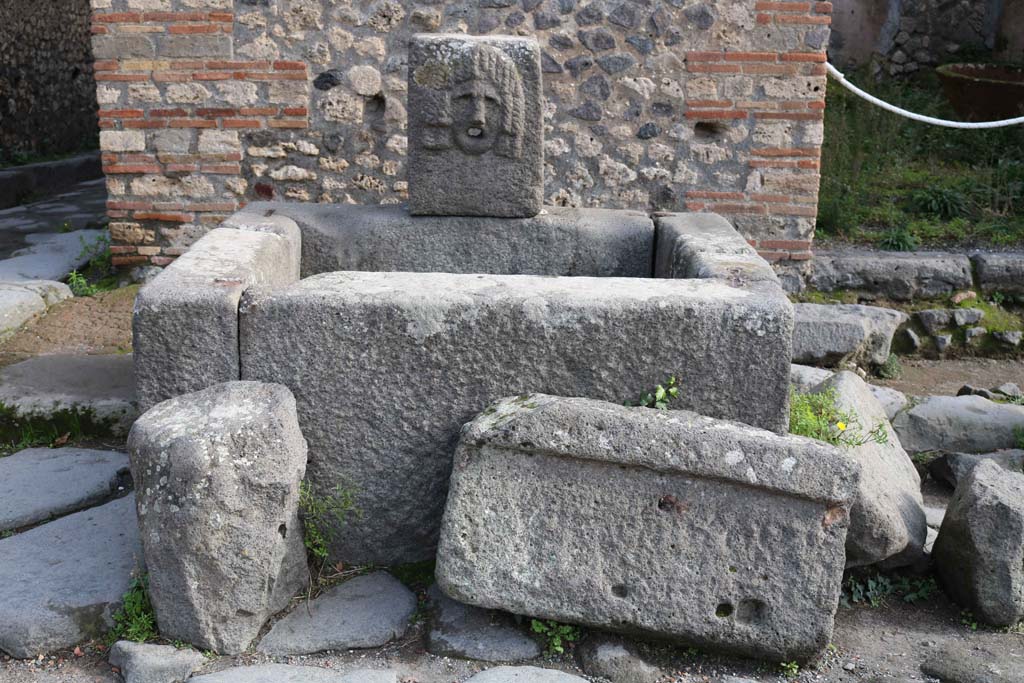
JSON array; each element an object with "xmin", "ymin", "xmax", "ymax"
[
  {"xmin": 0, "ymin": 446, "xmax": 130, "ymax": 533},
  {"xmin": 0, "ymin": 354, "xmax": 137, "ymax": 436},
  {"xmin": 0, "ymin": 495, "xmax": 142, "ymax": 658}
]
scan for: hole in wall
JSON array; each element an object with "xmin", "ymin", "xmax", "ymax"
[
  {"xmin": 611, "ymin": 584, "xmax": 629, "ymax": 598},
  {"xmin": 364, "ymin": 93, "xmax": 387, "ymax": 133},
  {"xmin": 694, "ymin": 120, "xmax": 729, "ymax": 139},
  {"xmin": 715, "ymin": 602, "xmax": 734, "ymax": 618},
  {"xmin": 278, "ymin": 523, "xmax": 287, "ymax": 538}
]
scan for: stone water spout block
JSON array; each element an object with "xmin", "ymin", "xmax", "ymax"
[
  {"xmin": 240, "ymin": 268, "xmax": 793, "ymax": 566},
  {"xmin": 436, "ymin": 394, "xmax": 861, "ymax": 662},
  {"xmin": 127, "ymin": 381, "xmax": 309, "ymax": 654},
  {"xmin": 133, "ymin": 218, "xmax": 301, "ymax": 412},
  {"xmin": 408, "ymin": 34, "xmax": 543, "ymax": 218}
]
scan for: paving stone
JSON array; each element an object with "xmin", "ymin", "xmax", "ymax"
[
  {"xmin": 809, "ymin": 249, "xmax": 973, "ymax": 301},
  {"xmin": 0, "ymin": 354, "xmax": 137, "ymax": 435},
  {"xmin": 129, "ymin": 381, "xmax": 308, "ymax": 655},
  {"xmin": 792, "ymin": 303, "xmax": 908, "ymax": 367},
  {"xmin": 934, "ymin": 461, "xmax": 1024, "ymax": 626},
  {"xmin": 0, "ymin": 447, "xmax": 129, "ymax": 533},
  {"xmin": 892, "ymin": 395, "xmax": 1024, "ymax": 453},
  {"xmin": 108, "ymin": 641, "xmax": 205, "ymax": 683},
  {"xmin": 437, "ymin": 394, "xmax": 858, "ymax": 662},
  {"xmin": 921, "ymin": 642, "xmax": 1024, "ymax": 683},
  {"xmin": 576, "ymin": 635, "xmax": 660, "ymax": 683},
  {"xmin": 0, "ymin": 280, "xmax": 71, "ymax": 339},
  {"xmin": 258, "ymin": 572, "xmax": 416, "ymax": 655},
  {"xmin": 972, "ymin": 252, "xmax": 1024, "ymax": 296},
  {"xmin": 465, "ymin": 667, "xmax": 588, "ymax": 683},
  {"xmin": 427, "ymin": 584, "xmax": 540, "ymax": 662},
  {"xmin": 814, "ymin": 372, "xmax": 926, "ymax": 568},
  {"xmin": 190, "ymin": 665, "xmax": 399, "ymax": 683},
  {"xmin": 0, "ymin": 496, "xmax": 142, "ymax": 658},
  {"xmin": 0, "ymin": 229, "xmax": 104, "ymax": 281}
]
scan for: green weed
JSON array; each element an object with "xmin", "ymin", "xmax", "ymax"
[
  {"xmin": 961, "ymin": 610, "xmax": 979, "ymax": 631},
  {"xmin": 879, "ymin": 226, "xmax": 919, "ymax": 252},
  {"xmin": 629, "ymin": 375, "xmax": 680, "ymax": 410},
  {"xmin": 876, "ymin": 354, "xmax": 902, "ymax": 380},
  {"xmin": 109, "ymin": 574, "xmax": 158, "ymax": 643},
  {"xmin": 67, "ymin": 270, "xmax": 97, "ymax": 297},
  {"xmin": 530, "ymin": 619, "xmax": 580, "ymax": 656},
  {"xmin": 298, "ymin": 482, "xmax": 358, "ymax": 564},
  {"xmin": 780, "ymin": 661, "xmax": 800, "ymax": 678},
  {"xmin": 841, "ymin": 573, "xmax": 938, "ymax": 608},
  {"xmin": 789, "ymin": 389, "xmax": 887, "ymax": 448},
  {"xmin": 1015, "ymin": 427, "xmax": 1024, "ymax": 450}
]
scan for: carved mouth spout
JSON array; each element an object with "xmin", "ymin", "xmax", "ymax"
[{"xmin": 467, "ymin": 127, "xmax": 483, "ymax": 137}]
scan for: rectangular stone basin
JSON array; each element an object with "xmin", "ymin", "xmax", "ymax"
[{"xmin": 134, "ymin": 204, "xmax": 793, "ymax": 565}]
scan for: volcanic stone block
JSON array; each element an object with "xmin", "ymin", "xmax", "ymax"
[
  {"xmin": 408, "ymin": 34, "xmax": 543, "ymax": 217},
  {"xmin": 933, "ymin": 460, "xmax": 1024, "ymax": 626},
  {"xmin": 133, "ymin": 222, "xmax": 300, "ymax": 412},
  {"xmin": 655, "ymin": 212, "xmax": 779, "ymax": 287},
  {"xmin": 240, "ymin": 270, "xmax": 793, "ymax": 565},
  {"xmin": 436, "ymin": 394, "xmax": 859, "ymax": 662},
  {"xmin": 127, "ymin": 381, "xmax": 309, "ymax": 654},
  {"xmin": 246, "ymin": 202, "xmax": 654, "ymax": 278}
]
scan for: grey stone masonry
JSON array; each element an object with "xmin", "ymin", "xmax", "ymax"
[
  {"xmin": 243, "ymin": 202, "xmax": 654, "ymax": 279},
  {"xmin": 240, "ymin": 268, "xmax": 793, "ymax": 566},
  {"xmin": 128, "ymin": 381, "xmax": 309, "ymax": 654},
  {"xmin": 972, "ymin": 253, "xmax": 1024, "ymax": 296},
  {"xmin": 408, "ymin": 35, "xmax": 543, "ymax": 218},
  {"xmin": 809, "ymin": 249, "xmax": 973, "ymax": 301},
  {"xmin": 655, "ymin": 213, "xmax": 780, "ymax": 287},
  {"xmin": 133, "ymin": 223, "xmax": 300, "ymax": 411},
  {"xmin": 437, "ymin": 394, "xmax": 859, "ymax": 662}
]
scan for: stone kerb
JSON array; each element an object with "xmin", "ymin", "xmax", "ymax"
[
  {"xmin": 436, "ymin": 393, "xmax": 859, "ymax": 662},
  {"xmin": 133, "ymin": 218, "xmax": 300, "ymax": 411},
  {"xmin": 238, "ymin": 259, "xmax": 793, "ymax": 566}
]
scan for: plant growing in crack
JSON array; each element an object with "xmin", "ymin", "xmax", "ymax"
[{"xmin": 628, "ymin": 375, "xmax": 680, "ymax": 410}]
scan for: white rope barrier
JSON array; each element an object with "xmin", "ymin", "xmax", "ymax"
[{"xmin": 826, "ymin": 63, "xmax": 1024, "ymax": 129}]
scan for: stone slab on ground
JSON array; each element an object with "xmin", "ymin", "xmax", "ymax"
[
  {"xmin": 0, "ymin": 280, "xmax": 71, "ymax": 339},
  {"xmin": 465, "ymin": 668, "xmax": 588, "ymax": 683},
  {"xmin": 809, "ymin": 249, "xmax": 973, "ymax": 301},
  {"xmin": 0, "ymin": 447, "xmax": 129, "ymax": 532},
  {"xmin": 241, "ymin": 270, "xmax": 793, "ymax": 565},
  {"xmin": 576, "ymin": 636, "xmax": 660, "ymax": 683},
  {"xmin": 129, "ymin": 381, "xmax": 308, "ymax": 655},
  {"xmin": 190, "ymin": 665, "xmax": 399, "ymax": 683},
  {"xmin": 891, "ymin": 395, "xmax": 1024, "ymax": 453},
  {"xmin": 437, "ymin": 394, "xmax": 858, "ymax": 662},
  {"xmin": 0, "ymin": 229, "xmax": 104, "ymax": 282},
  {"xmin": 792, "ymin": 304, "xmax": 908, "ymax": 367},
  {"xmin": 921, "ymin": 642, "xmax": 1024, "ymax": 683},
  {"xmin": 0, "ymin": 153, "xmax": 102, "ymax": 211},
  {"xmin": 258, "ymin": 572, "xmax": 416, "ymax": 655},
  {"xmin": 813, "ymin": 372, "xmax": 926, "ymax": 569},
  {"xmin": 0, "ymin": 496, "xmax": 142, "ymax": 659},
  {"xmin": 789, "ymin": 365, "xmax": 908, "ymax": 420},
  {"xmin": 108, "ymin": 641, "xmax": 205, "ymax": 683},
  {"xmin": 928, "ymin": 450, "xmax": 1024, "ymax": 489},
  {"xmin": 972, "ymin": 252, "xmax": 1024, "ymax": 296},
  {"xmin": 0, "ymin": 353, "xmax": 137, "ymax": 435},
  {"xmin": 933, "ymin": 461, "xmax": 1024, "ymax": 627},
  {"xmin": 256, "ymin": 202, "xmax": 655, "ymax": 279},
  {"xmin": 427, "ymin": 584, "xmax": 540, "ymax": 662},
  {"xmin": 133, "ymin": 223, "xmax": 300, "ymax": 412}
]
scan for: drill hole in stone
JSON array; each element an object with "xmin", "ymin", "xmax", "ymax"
[
  {"xmin": 278, "ymin": 523, "xmax": 287, "ymax": 538},
  {"xmin": 695, "ymin": 120, "xmax": 729, "ymax": 139},
  {"xmin": 611, "ymin": 583, "xmax": 629, "ymax": 598},
  {"xmin": 715, "ymin": 602, "xmax": 734, "ymax": 618}
]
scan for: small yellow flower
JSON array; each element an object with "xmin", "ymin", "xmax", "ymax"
[{"xmin": 836, "ymin": 421, "xmax": 847, "ymax": 432}]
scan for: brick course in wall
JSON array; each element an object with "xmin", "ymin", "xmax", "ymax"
[{"xmin": 91, "ymin": 0, "xmax": 832, "ymax": 267}]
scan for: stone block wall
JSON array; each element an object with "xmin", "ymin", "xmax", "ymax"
[
  {"xmin": 92, "ymin": 0, "xmax": 833, "ymax": 268},
  {"xmin": 0, "ymin": 0, "xmax": 99, "ymax": 159}
]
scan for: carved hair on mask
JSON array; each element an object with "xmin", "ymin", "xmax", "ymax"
[{"xmin": 420, "ymin": 43, "xmax": 526, "ymax": 159}]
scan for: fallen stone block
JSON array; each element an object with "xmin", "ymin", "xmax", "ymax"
[
  {"xmin": 257, "ymin": 572, "xmax": 415, "ymax": 655},
  {"xmin": 0, "ymin": 447, "xmax": 129, "ymax": 533},
  {"xmin": 133, "ymin": 223, "xmax": 300, "ymax": 411},
  {"xmin": 427, "ymin": 584, "xmax": 540, "ymax": 662},
  {"xmin": 128, "ymin": 381, "xmax": 309, "ymax": 654},
  {"xmin": 254, "ymin": 202, "xmax": 653, "ymax": 280},
  {"xmin": 809, "ymin": 249, "xmax": 973, "ymax": 301},
  {"xmin": 191, "ymin": 665, "xmax": 399, "ymax": 683},
  {"xmin": 891, "ymin": 395, "xmax": 1024, "ymax": 453},
  {"xmin": 928, "ymin": 450, "xmax": 1024, "ymax": 489},
  {"xmin": 109, "ymin": 640, "xmax": 205, "ymax": 683},
  {"xmin": 0, "ymin": 496, "xmax": 142, "ymax": 658},
  {"xmin": 437, "ymin": 394, "xmax": 858, "ymax": 662},
  {"xmin": 933, "ymin": 461, "xmax": 1024, "ymax": 626},
  {"xmin": 466, "ymin": 667, "xmax": 588, "ymax": 683},
  {"xmin": 792, "ymin": 304, "xmax": 908, "ymax": 367},
  {"xmin": 241, "ymin": 270, "xmax": 793, "ymax": 565},
  {"xmin": 576, "ymin": 635, "xmax": 660, "ymax": 683},
  {"xmin": 0, "ymin": 354, "xmax": 137, "ymax": 436},
  {"xmin": 972, "ymin": 252, "xmax": 1024, "ymax": 296},
  {"xmin": 812, "ymin": 372, "xmax": 926, "ymax": 568}
]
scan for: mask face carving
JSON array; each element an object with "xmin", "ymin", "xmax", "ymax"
[{"xmin": 451, "ymin": 79, "xmax": 501, "ymax": 156}]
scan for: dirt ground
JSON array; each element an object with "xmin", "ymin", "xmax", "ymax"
[
  {"xmin": 2, "ymin": 592, "xmax": 1021, "ymax": 683},
  {"xmin": 0, "ymin": 286, "xmax": 136, "ymax": 368},
  {"xmin": 874, "ymin": 358, "xmax": 1024, "ymax": 397}
]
